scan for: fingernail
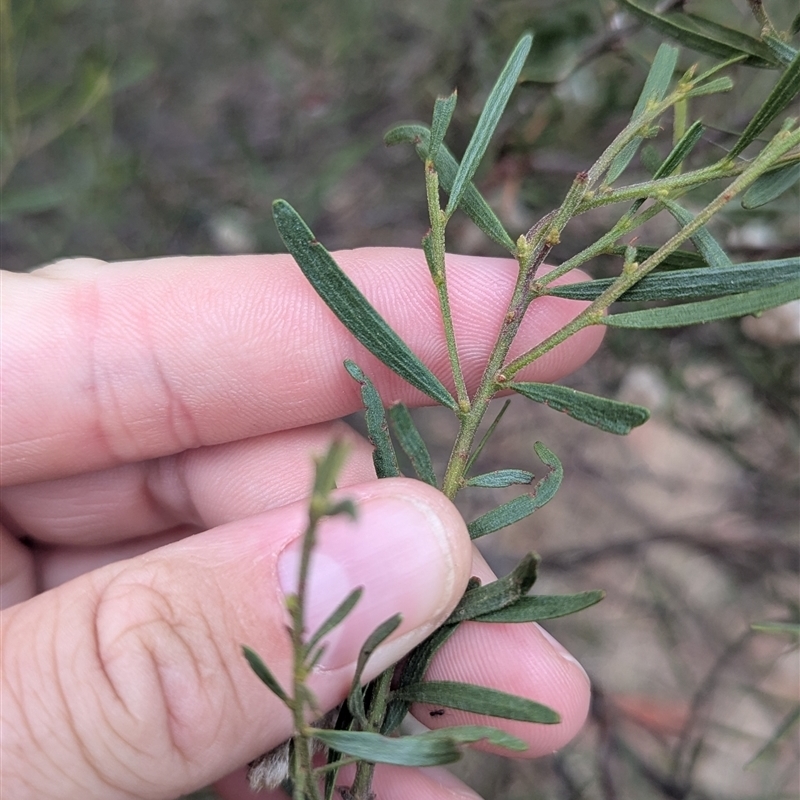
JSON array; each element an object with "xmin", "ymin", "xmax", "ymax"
[{"xmin": 278, "ymin": 488, "xmax": 459, "ymax": 671}]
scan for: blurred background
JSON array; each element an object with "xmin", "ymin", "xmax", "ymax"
[{"xmin": 2, "ymin": 0, "xmax": 798, "ymax": 798}]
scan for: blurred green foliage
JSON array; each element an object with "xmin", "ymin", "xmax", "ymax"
[{"xmin": 3, "ymin": 0, "xmax": 796, "ymax": 271}]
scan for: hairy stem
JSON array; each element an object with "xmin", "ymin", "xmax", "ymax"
[
  {"xmin": 503, "ymin": 123, "xmax": 800, "ymax": 378},
  {"xmin": 289, "ymin": 506, "xmax": 324, "ymax": 800},
  {"xmin": 424, "ymin": 160, "xmax": 470, "ymax": 413}
]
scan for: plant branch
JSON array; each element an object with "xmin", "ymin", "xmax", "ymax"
[
  {"xmin": 424, "ymin": 160, "xmax": 470, "ymax": 413},
  {"xmin": 502, "ymin": 122, "xmax": 800, "ymax": 378},
  {"xmin": 573, "ymin": 151, "xmax": 800, "ymax": 213}
]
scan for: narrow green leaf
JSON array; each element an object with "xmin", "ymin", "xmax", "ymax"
[
  {"xmin": 312, "ymin": 439, "xmax": 351, "ymax": 497},
  {"xmin": 352, "ymin": 615, "xmax": 402, "ymax": 689},
  {"xmin": 0, "ymin": 183, "xmax": 76, "ymax": 218},
  {"xmin": 763, "ymin": 34, "xmax": 797, "ymax": 68},
  {"xmin": 446, "ymin": 553, "xmax": 540, "ymax": 624},
  {"xmin": 324, "ymin": 499, "xmax": 357, "ymax": 518},
  {"xmin": 606, "ymin": 43, "xmax": 679, "ymax": 184},
  {"xmin": 465, "ymin": 469, "xmax": 534, "ymax": 488},
  {"xmin": 422, "ymin": 724, "xmax": 528, "ymax": 750},
  {"xmin": 383, "ymin": 624, "xmax": 460, "ymax": 734},
  {"xmin": 464, "ymin": 399, "xmax": 511, "ymax": 474},
  {"xmin": 322, "ymin": 706, "xmax": 354, "ymax": 800},
  {"xmin": 510, "ymin": 382, "xmax": 650, "ymax": 435},
  {"xmin": 791, "ymin": 10, "xmax": 800, "ymax": 36},
  {"xmin": 742, "ymin": 163, "xmax": 800, "ymax": 208},
  {"xmin": 384, "ymin": 122, "xmax": 430, "ymax": 148},
  {"xmin": 640, "ymin": 143, "xmax": 662, "ymax": 175},
  {"xmin": 445, "ymin": 33, "xmax": 532, "ymax": 218},
  {"xmin": 467, "ymin": 443, "xmax": 563, "ymax": 539},
  {"xmin": 609, "ymin": 245, "xmax": 707, "ymax": 270},
  {"xmin": 614, "ymin": 0, "xmax": 777, "ymax": 67},
  {"xmin": 393, "ymin": 681, "xmax": 560, "ymax": 724},
  {"xmin": 344, "ymin": 360, "xmax": 400, "ymax": 479},
  {"xmin": 311, "ymin": 725, "xmax": 526, "ymax": 767},
  {"xmin": 429, "ymin": 90, "xmax": 457, "ymax": 163},
  {"xmin": 430, "ymin": 141, "xmax": 517, "ymax": 251},
  {"xmin": 750, "ymin": 621, "xmax": 800, "ymax": 636},
  {"xmin": 679, "ymin": 12, "xmax": 781, "ymax": 64},
  {"xmin": 313, "ymin": 727, "xmax": 459, "ymax": 766},
  {"xmin": 388, "ymin": 403, "xmax": 437, "ymax": 486},
  {"xmin": 604, "ymin": 278, "xmax": 800, "ymax": 328},
  {"xmin": 467, "ymin": 492, "xmax": 542, "ymax": 539},
  {"xmin": 273, "ymin": 200, "xmax": 456, "ymax": 410},
  {"xmin": 385, "ymin": 123, "xmax": 516, "ymax": 251},
  {"xmin": 476, "ymin": 590, "xmax": 605, "ymax": 623},
  {"xmin": 347, "ymin": 614, "xmax": 403, "ymax": 727},
  {"xmin": 683, "ymin": 76, "xmax": 734, "ymax": 97},
  {"xmin": 549, "ymin": 258, "xmax": 799, "ymax": 302},
  {"xmin": 307, "ymin": 644, "xmax": 327, "ymax": 671},
  {"xmin": 653, "ymin": 120, "xmax": 705, "ymax": 179},
  {"xmin": 241, "ymin": 646, "xmax": 290, "ymax": 705},
  {"xmin": 729, "ymin": 48, "xmax": 800, "ymax": 158},
  {"xmin": 305, "ymin": 588, "xmax": 363, "ymax": 656},
  {"xmin": 660, "ymin": 199, "xmax": 732, "ymax": 270}
]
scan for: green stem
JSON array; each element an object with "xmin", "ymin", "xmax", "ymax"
[
  {"xmin": 438, "ymin": 50, "xmax": 765, "ymax": 492},
  {"xmin": 580, "ymin": 56, "xmax": 757, "ymax": 197},
  {"xmin": 573, "ymin": 156, "xmax": 781, "ymax": 214},
  {"xmin": 673, "ymin": 99, "xmax": 687, "ymax": 161},
  {"xmin": 313, "ymin": 756, "xmax": 360, "ymax": 776},
  {"xmin": 503, "ymin": 123, "xmax": 800, "ymax": 379},
  {"xmin": 585, "ymin": 91, "xmax": 678, "ymax": 188},
  {"xmin": 441, "ymin": 252, "xmax": 535, "ymax": 497},
  {"xmin": 535, "ymin": 203, "xmax": 663, "ymax": 288},
  {"xmin": 424, "ymin": 161, "xmax": 470, "ymax": 412},
  {"xmin": 290, "ymin": 511, "xmax": 323, "ymax": 800},
  {"xmin": 438, "ymin": 89, "xmax": 679, "ymax": 495},
  {"xmin": 350, "ymin": 666, "xmax": 395, "ymax": 798}
]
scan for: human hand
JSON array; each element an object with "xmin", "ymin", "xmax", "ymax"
[{"xmin": 1, "ymin": 249, "xmax": 603, "ymax": 799}]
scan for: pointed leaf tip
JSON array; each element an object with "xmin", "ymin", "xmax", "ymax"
[
  {"xmin": 384, "ymin": 124, "xmax": 516, "ymax": 251},
  {"xmin": 242, "ymin": 645, "xmax": 290, "ymax": 704},
  {"xmin": 606, "ymin": 43, "xmax": 679, "ymax": 184},
  {"xmin": 272, "ymin": 201, "xmax": 456, "ymax": 410},
  {"xmin": 445, "ymin": 33, "xmax": 532, "ymax": 218}
]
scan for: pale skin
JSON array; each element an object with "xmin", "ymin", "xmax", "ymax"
[{"xmin": 0, "ymin": 248, "xmax": 604, "ymax": 800}]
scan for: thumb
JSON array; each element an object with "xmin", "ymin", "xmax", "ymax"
[{"xmin": 0, "ymin": 478, "xmax": 472, "ymax": 800}]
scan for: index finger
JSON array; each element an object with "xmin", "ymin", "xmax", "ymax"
[{"xmin": 1, "ymin": 249, "xmax": 603, "ymax": 485}]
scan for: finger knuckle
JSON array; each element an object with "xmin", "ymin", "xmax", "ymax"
[{"xmin": 93, "ymin": 563, "xmax": 234, "ymax": 764}]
